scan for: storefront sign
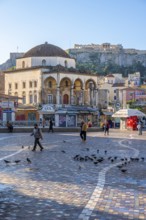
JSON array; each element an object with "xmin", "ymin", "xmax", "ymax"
[
  {"xmin": 0, "ymin": 101, "xmax": 14, "ymax": 108},
  {"xmin": 41, "ymin": 105, "xmax": 54, "ymax": 112}
]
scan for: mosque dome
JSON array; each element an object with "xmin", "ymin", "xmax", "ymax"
[{"xmin": 23, "ymin": 42, "xmax": 70, "ymax": 58}]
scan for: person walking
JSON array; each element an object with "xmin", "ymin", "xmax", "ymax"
[
  {"xmin": 48, "ymin": 119, "xmax": 54, "ymax": 133},
  {"xmin": 31, "ymin": 124, "xmax": 44, "ymax": 151},
  {"xmin": 81, "ymin": 121, "xmax": 88, "ymax": 141},
  {"xmin": 42, "ymin": 118, "xmax": 46, "ymax": 128},
  {"xmin": 6, "ymin": 121, "xmax": 13, "ymax": 132},
  {"xmin": 80, "ymin": 120, "xmax": 84, "ymax": 140},
  {"xmin": 103, "ymin": 121, "xmax": 109, "ymax": 136},
  {"xmin": 137, "ymin": 121, "xmax": 142, "ymax": 135}
]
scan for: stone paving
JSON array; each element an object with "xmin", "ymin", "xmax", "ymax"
[{"xmin": 0, "ymin": 130, "xmax": 146, "ymax": 219}]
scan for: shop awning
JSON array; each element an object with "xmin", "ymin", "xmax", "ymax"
[{"xmin": 112, "ymin": 108, "xmax": 146, "ymax": 118}]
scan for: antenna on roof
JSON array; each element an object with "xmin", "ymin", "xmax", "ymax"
[{"xmin": 17, "ymin": 46, "xmax": 19, "ymax": 52}]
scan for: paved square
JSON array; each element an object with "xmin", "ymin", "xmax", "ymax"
[{"xmin": 0, "ymin": 130, "xmax": 146, "ymax": 220}]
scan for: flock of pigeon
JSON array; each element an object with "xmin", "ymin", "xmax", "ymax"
[
  {"xmin": 72, "ymin": 148, "xmax": 145, "ymax": 173},
  {"xmin": 3, "ymin": 145, "xmax": 32, "ymax": 166},
  {"xmin": 3, "ymin": 142, "xmax": 145, "ymax": 175}
]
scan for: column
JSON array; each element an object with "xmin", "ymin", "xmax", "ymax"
[
  {"xmin": 56, "ymin": 73, "xmax": 60, "ymax": 105},
  {"xmin": 82, "ymin": 84, "xmax": 85, "ymax": 105},
  {"xmin": 56, "ymin": 86, "xmax": 60, "ymax": 105},
  {"xmin": 95, "ymin": 89, "xmax": 98, "ymax": 107},
  {"xmin": 70, "ymin": 84, "xmax": 74, "ymax": 105}
]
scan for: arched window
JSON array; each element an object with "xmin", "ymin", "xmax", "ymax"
[
  {"xmin": 48, "ymin": 81, "xmax": 52, "ymax": 88},
  {"xmin": 65, "ymin": 80, "xmax": 68, "ymax": 87},
  {"xmin": 64, "ymin": 60, "xmax": 68, "ymax": 68},
  {"xmin": 34, "ymin": 94, "xmax": 37, "ymax": 103},
  {"xmin": 29, "ymin": 92, "xmax": 33, "ymax": 104},
  {"xmin": 22, "ymin": 92, "xmax": 26, "ymax": 104},
  {"xmin": 63, "ymin": 94, "xmax": 69, "ymax": 104},
  {"xmin": 23, "ymin": 96, "xmax": 26, "ymax": 104},
  {"xmin": 42, "ymin": 59, "xmax": 46, "ymax": 66},
  {"xmin": 22, "ymin": 61, "xmax": 25, "ymax": 68}
]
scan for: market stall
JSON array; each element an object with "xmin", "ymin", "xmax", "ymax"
[{"xmin": 112, "ymin": 108, "xmax": 146, "ymax": 130}]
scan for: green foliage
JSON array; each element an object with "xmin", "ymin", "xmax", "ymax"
[
  {"xmin": 76, "ymin": 59, "xmax": 146, "ymax": 77},
  {"xmin": 7, "ymin": 66, "xmax": 16, "ymax": 71}
]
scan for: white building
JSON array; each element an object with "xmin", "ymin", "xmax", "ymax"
[{"xmin": 4, "ymin": 42, "xmax": 100, "ymax": 126}]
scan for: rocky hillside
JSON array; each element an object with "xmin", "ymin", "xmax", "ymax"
[
  {"xmin": 0, "ymin": 52, "xmax": 24, "ymax": 71},
  {"xmin": 67, "ymin": 43, "xmax": 146, "ymax": 76}
]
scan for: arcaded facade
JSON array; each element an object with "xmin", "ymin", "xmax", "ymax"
[{"xmin": 4, "ymin": 43, "xmax": 99, "ymax": 107}]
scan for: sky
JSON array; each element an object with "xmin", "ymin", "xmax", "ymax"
[{"xmin": 0, "ymin": 0, "xmax": 146, "ymax": 64}]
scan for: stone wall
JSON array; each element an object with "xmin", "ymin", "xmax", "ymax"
[{"xmin": 68, "ymin": 45, "xmax": 146, "ymax": 67}]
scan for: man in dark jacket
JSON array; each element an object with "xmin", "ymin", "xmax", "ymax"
[
  {"xmin": 31, "ymin": 124, "xmax": 43, "ymax": 151},
  {"xmin": 48, "ymin": 119, "xmax": 54, "ymax": 133}
]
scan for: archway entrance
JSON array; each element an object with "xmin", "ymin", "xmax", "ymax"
[{"xmin": 63, "ymin": 94, "xmax": 69, "ymax": 104}]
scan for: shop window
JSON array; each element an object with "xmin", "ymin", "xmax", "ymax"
[
  {"xmin": 48, "ymin": 94, "xmax": 53, "ymax": 104},
  {"xmin": 28, "ymin": 113, "xmax": 36, "ymax": 121}
]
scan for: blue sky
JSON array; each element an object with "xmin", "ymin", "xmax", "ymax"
[{"xmin": 0, "ymin": 0, "xmax": 146, "ymax": 64}]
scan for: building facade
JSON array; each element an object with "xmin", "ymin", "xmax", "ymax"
[{"xmin": 4, "ymin": 42, "xmax": 100, "ymax": 126}]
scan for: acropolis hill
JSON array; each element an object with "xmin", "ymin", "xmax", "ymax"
[{"xmin": 68, "ymin": 43, "xmax": 146, "ymax": 67}]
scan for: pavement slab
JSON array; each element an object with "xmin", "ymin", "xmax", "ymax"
[{"xmin": 0, "ymin": 130, "xmax": 146, "ymax": 219}]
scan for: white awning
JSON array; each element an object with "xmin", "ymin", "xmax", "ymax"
[{"xmin": 112, "ymin": 108, "xmax": 146, "ymax": 118}]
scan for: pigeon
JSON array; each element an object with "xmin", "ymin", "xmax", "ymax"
[
  {"xmin": 78, "ymin": 165, "xmax": 82, "ymax": 170},
  {"xmin": 111, "ymin": 159, "xmax": 114, "ymax": 163},
  {"xmin": 97, "ymin": 150, "xmax": 99, "ymax": 153},
  {"xmin": 73, "ymin": 155, "xmax": 80, "ymax": 160},
  {"xmin": 121, "ymin": 169, "xmax": 127, "ymax": 173},
  {"xmin": 108, "ymin": 157, "xmax": 112, "ymax": 160},
  {"xmin": 22, "ymin": 145, "xmax": 24, "ymax": 149},
  {"xmin": 63, "ymin": 140, "xmax": 66, "ymax": 143},
  {"xmin": 94, "ymin": 161, "xmax": 98, "ymax": 165},
  {"xmin": 61, "ymin": 150, "xmax": 66, "ymax": 153},
  {"xmin": 27, "ymin": 158, "xmax": 31, "ymax": 163},
  {"xmin": 86, "ymin": 148, "xmax": 89, "ymax": 151},
  {"xmin": 4, "ymin": 160, "xmax": 11, "ymax": 164},
  {"xmin": 141, "ymin": 157, "xmax": 145, "ymax": 161},
  {"xmin": 104, "ymin": 150, "xmax": 107, "ymax": 154},
  {"xmin": 15, "ymin": 160, "xmax": 21, "ymax": 164},
  {"xmin": 117, "ymin": 165, "xmax": 123, "ymax": 169}
]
